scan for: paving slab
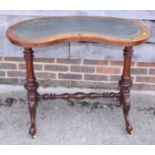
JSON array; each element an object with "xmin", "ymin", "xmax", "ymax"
[{"xmin": 0, "ymin": 85, "xmax": 155, "ymax": 144}]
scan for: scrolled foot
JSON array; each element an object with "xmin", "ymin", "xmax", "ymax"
[
  {"xmin": 29, "ymin": 126, "xmax": 37, "ymax": 139},
  {"xmin": 126, "ymin": 124, "xmax": 133, "ymax": 134},
  {"xmin": 122, "ymin": 93, "xmax": 133, "ymax": 134}
]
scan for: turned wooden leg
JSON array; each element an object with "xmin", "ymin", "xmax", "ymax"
[
  {"xmin": 24, "ymin": 48, "xmax": 39, "ymax": 138},
  {"xmin": 119, "ymin": 46, "xmax": 133, "ymax": 134}
]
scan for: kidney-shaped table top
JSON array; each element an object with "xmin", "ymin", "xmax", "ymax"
[{"xmin": 6, "ymin": 16, "xmax": 150, "ymax": 48}]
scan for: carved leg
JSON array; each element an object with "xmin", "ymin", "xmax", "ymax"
[
  {"xmin": 24, "ymin": 48, "xmax": 39, "ymax": 138},
  {"xmin": 119, "ymin": 46, "xmax": 133, "ymax": 134}
]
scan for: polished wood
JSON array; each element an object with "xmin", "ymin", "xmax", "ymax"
[
  {"xmin": 119, "ymin": 46, "xmax": 133, "ymax": 134},
  {"xmin": 6, "ymin": 16, "xmax": 150, "ymax": 138},
  {"xmin": 6, "ymin": 16, "xmax": 150, "ymax": 48},
  {"xmin": 23, "ymin": 48, "xmax": 39, "ymax": 138},
  {"xmin": 38, "ymin": 92, "xmax": 120, "ymax": 101}
]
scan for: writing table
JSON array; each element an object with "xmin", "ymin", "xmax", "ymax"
[{"xmin": 6, "ymin": 16, "xmax": 150, "ymax": 138}]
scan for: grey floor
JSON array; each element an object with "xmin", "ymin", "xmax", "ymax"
[{"xmin": 0, "ymin": 85, "xmax": 155, "ymax": 145}]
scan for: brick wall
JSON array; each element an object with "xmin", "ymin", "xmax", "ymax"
[
  {"xmin": 1, "ymin": 11, "xmax": 155, "ymax": 91},
  {"xmin": 0, "ymin": 56, "xmax": 155, "ymax": 91}
]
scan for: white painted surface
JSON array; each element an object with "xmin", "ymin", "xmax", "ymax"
[{"xmin": 0, "ymin": 10, "xmax": 155, "ymax": 19}]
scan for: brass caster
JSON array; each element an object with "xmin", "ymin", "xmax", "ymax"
[
  {"xmin": 126, "ymin": 125, "xmax": 133, "ymax": 134},
  {"xmin": 29, "ymin": 127, "xmax": 37, "ymax": 139},
  {"xmin": 32, "ymin": 134, "xmax": 37, "ymax": 139}
]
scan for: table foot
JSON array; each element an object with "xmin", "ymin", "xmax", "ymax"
[
  {"xmin": 29, "ymin": 126, "xmax": 37, "ymax": 138},
  {"xmin": 126, "ymin": 125, "xmax": 133, "ymax": 134},
  {"xmin": 28, "ymin": 92, "xmax": 38, "ymax": 138},
  {"xmin": 25, "ymin": 80, "xmax": 38, "ymax": 138},
  {"xmin": 122, "ymin": 93, "xmax": 133, "ymax": 134}
]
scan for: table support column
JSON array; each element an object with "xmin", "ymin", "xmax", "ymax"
[
  {"xmin": 119, "ymin": 46, "xmax": 133, "ymax": 134},
  {"xmin": 23, "ymin": 48, "xmax": 39, "ymax": 138}
]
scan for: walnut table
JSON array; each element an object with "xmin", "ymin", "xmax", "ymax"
[{"xmin": 6, "ymin": 16, "xmax": 150, "ymax": 138}]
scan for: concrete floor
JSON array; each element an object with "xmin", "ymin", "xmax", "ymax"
[{"xmin": 0, "ymin": 85, "xmax": 155, "ymax": 144}]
